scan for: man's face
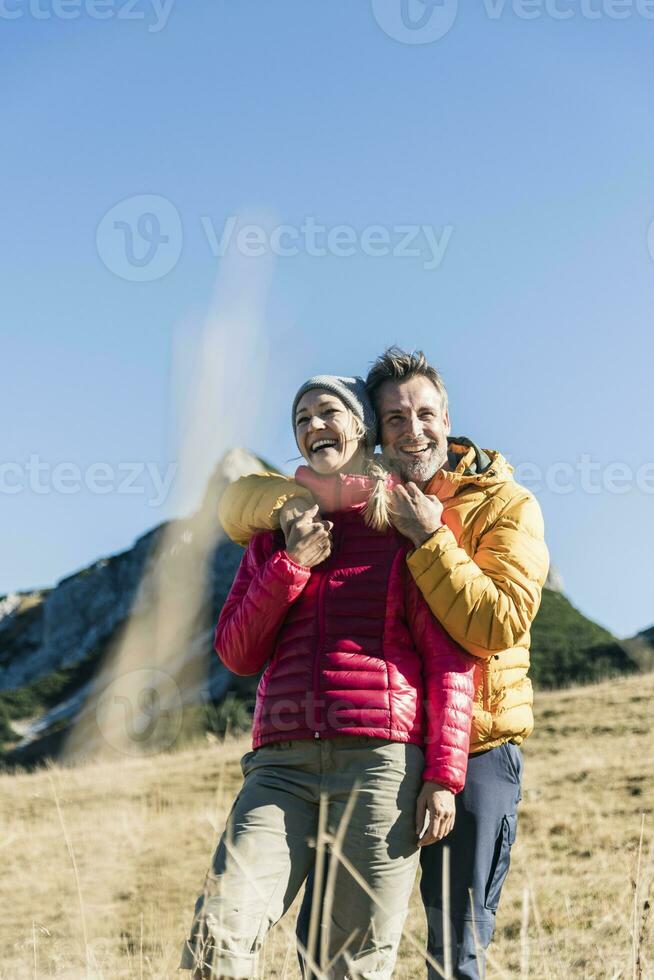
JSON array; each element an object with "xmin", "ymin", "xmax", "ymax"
[{"xmin": 376, "ymin": 376, "xmax": 451, "ymax": 487}]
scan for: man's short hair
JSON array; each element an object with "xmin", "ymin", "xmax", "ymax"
[{"xmin": 365, "ymin": 346, "xmax": 448, "ymax": 413}]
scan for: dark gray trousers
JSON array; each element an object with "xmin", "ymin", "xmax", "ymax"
[
  {"xmin": 296, "ymin": 741, "xmax": 522, "ymax": 980},
  {"xmin": 419, "ymin": 742, "xmax": 523, "ymax": 980}
]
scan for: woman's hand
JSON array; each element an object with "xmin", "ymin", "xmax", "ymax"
[
  {"xmin": 284, "ymin": 505, "xmax": 333, "ymax": 568},
  {"xmin": 415, "ymin": 781, "xmax": 456, "ymax": 846},
  {"xmin": 279, "ymin": 497, "xmax": 318, "ymax": 536}
]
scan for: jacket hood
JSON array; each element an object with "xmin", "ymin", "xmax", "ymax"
[
  {"xmin": 426, "ymin": 437, "xmax": 514, "ymax": 501},
  {"xmin": 295, "ymin": 465, "xmax": 399, "ymax": 512}
]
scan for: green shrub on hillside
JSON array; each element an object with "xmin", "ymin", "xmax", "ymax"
[
  {"xmin": 0, "ymin": 645, "xmax": 106, "ymax": 721},
  {"xmin": 530, "ymin": 590, "xmax": 635, "ymax": 688},
  {"xmin": 0, "ymin": 704, "xmax": 16, "ymax": 742}
]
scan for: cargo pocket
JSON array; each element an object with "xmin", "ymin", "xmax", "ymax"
[{"xmin": 484, "ymin": 813, "xmax": 517, "ymax": 911}]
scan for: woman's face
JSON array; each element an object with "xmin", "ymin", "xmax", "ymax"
[{"xmin": 294, "ymin": 389, "xmax": 365, "ymax": 474}]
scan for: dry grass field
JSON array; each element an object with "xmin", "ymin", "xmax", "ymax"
[{"xmin": 2, "ymin": 672, "xmax": 652, "ymax": 980}]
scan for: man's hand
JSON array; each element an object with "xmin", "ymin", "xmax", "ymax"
[
  {"xmin": 388, "ymin": 483, "xmax": 443, "ymax": 548},
  {"xmin": 284, "ymin": 504, "xmax": 333, "ymax": 568},
  {"xmin": 279, "ymin": 497, "xmax": 317, "ymax": 536},
  {"xmin": 415, "ymin": 781, "xmax": 456, "ymax": 846}
]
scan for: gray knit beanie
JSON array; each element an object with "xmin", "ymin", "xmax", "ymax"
[{"xmin": 291, "ymin": 375, "xmax": 377, "ymax": 451}]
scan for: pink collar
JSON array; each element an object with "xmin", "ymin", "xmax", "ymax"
[{"xmin": 295, "ymin": 466, "xmax": 399, "ymax": 512}]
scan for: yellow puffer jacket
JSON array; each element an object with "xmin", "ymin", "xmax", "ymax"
[
  {"xmin": 217, "ymin": 439, "xmax": 549, "ymax": 754},
  {"xmin": 411, "ymin": 439, "xmax": 549, "ymax": 752}
]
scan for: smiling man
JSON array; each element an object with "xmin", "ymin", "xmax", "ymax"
[
  {"xmin": 374, "ymin": 359, "xmax": 450, "ymax": 484},
  {"xmin": 217, "ymin": 348, "xmax": 549, "ymax": 980},
  {"xmin": 362, "ymin": 347, "xmax": 549, "ymax": 980}
]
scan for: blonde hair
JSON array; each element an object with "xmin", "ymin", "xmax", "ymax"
[
  {"xmin": 345, "ymin": 414, "xmax": 391, "ymax": 531},
  {"xmin": 363, "ymin": 457, "xmax": 391, "ymax": 531}
]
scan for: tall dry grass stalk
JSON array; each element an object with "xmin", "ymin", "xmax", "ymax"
[
  {"xmin": 47, "ymin": 767, "xmax": 91, "ymax": 978},
  {"xmin": 631, "ymin": 814, "xmax": 653, "ymax": 980},
  {"xmin": 519, "ymin": 885, "xmax": 530, "ymax": 979},
  {"xmin": 441, "ymin": 845, "xmax": 452, "ymax": 980},
  {"xmin": 306, "ymin": 793, "xmax": 328, "ymax": 974},
  {"xmin": 319, "ymin": 785, "xmax": 358, "ymax": 972}
]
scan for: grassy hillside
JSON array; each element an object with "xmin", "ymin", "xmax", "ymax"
[
  {"xmin": 529, "ymin": 589, "xmax": 637, "ymax": 688},
  {"xmin": 1, "ymin": 673, "xmax": 652, "ymax": 979}
]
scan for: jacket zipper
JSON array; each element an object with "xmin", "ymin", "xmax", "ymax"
[
  {"xmin": 313, "ymin": 571, "xmax": 329, "ymax": 738},
  {"xmin": 313, "ymin": 510, "xmax": 339, "ymax": 738},
  {"xmin": 482, "ymin": 662, "xmax": 490, "ymax": 713}
]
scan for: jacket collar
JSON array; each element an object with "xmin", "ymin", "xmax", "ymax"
[
  {"xmin": 295, "ymin": 465, "xmax": 399, "ymax": 512},
  {"xmin": 425, "ymin": 436, "xmax": 514, "ymax": 502}
]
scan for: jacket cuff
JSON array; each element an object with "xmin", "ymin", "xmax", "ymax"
[
  {"xmin": 276, "ymin": 550, "xmax": 311, "ymax": 575},
  {"xmin": 421, "ymin": 767, "xmax": 464, "ymax": 794},
  {"xmin": 264, "ymin": 551, "xmax": 312, "ymax": 601}
]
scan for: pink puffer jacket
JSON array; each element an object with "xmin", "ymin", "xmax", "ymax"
[{"xmin": 214, "ymin": 468, "xmax": 475, "ymax": 792}]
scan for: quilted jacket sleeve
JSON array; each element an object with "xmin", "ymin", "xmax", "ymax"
[
  {"xmin": 214, "ymin": 532, "xmax": 312, "ymax": 675},
  {"xmin": 218, "ymin": 474, "xmax": 316, "ymax": 546},
  {"xmin": 407, "ymin": 488, "xmax": 549, "ymax": 659},
  {"xmin": 407, "ymin": 577, "xmax": 475, "ymax": 792}
]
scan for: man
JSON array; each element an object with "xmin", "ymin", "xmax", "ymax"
[
  {"xmin": 363, "ymin": 348, "xmax": 549, "ymax": 979},
  {"xmin": 218, "ymin": 348, "xmax": 549, "ymax": 979}
]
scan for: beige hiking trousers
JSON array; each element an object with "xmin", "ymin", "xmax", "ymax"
[{"xmin": 180, "ymin": 736, "xmax": 424, "ymax": 979}]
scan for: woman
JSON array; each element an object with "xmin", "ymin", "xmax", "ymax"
[{"xmin": 180, "ymin": 376, "xmax": 474, "ymax": 980}]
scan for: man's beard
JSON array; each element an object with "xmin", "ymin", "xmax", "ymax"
[{"xmin": 383, "ymin": 442, "xmax": 448, "ymax": 486}]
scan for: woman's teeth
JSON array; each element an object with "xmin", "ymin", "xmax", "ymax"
[{"xmin": 311, "ymin": 439, "xmax": 338, "ymax": 453}]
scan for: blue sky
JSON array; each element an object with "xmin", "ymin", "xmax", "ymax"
[{"xmin": 2, "ymin": 0, "xmax": 652, "ymax": 638}]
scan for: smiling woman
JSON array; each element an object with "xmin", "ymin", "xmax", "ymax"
[
  {"xmin": 294, "ymin": 392, "xmax": 361, "ymax": 465},
  {"xmin": 293, "ymin": 391, "xmax": 366, "ymax": 474},
  {"xmin": 291, "ymin": 374, "xmax": 377, "ymax": 476},
  {"xmin": 180, "ymin": 373, "xmax": 475, "ymax": 980}
]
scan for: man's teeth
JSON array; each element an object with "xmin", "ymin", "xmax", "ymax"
[
  {"xmin": 311, "ymin": 439, "xmax": 338, "ymax": 452},
  {"xmin": 401, "ymin": 445, "xmax": 429, "ymax": 453}
]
